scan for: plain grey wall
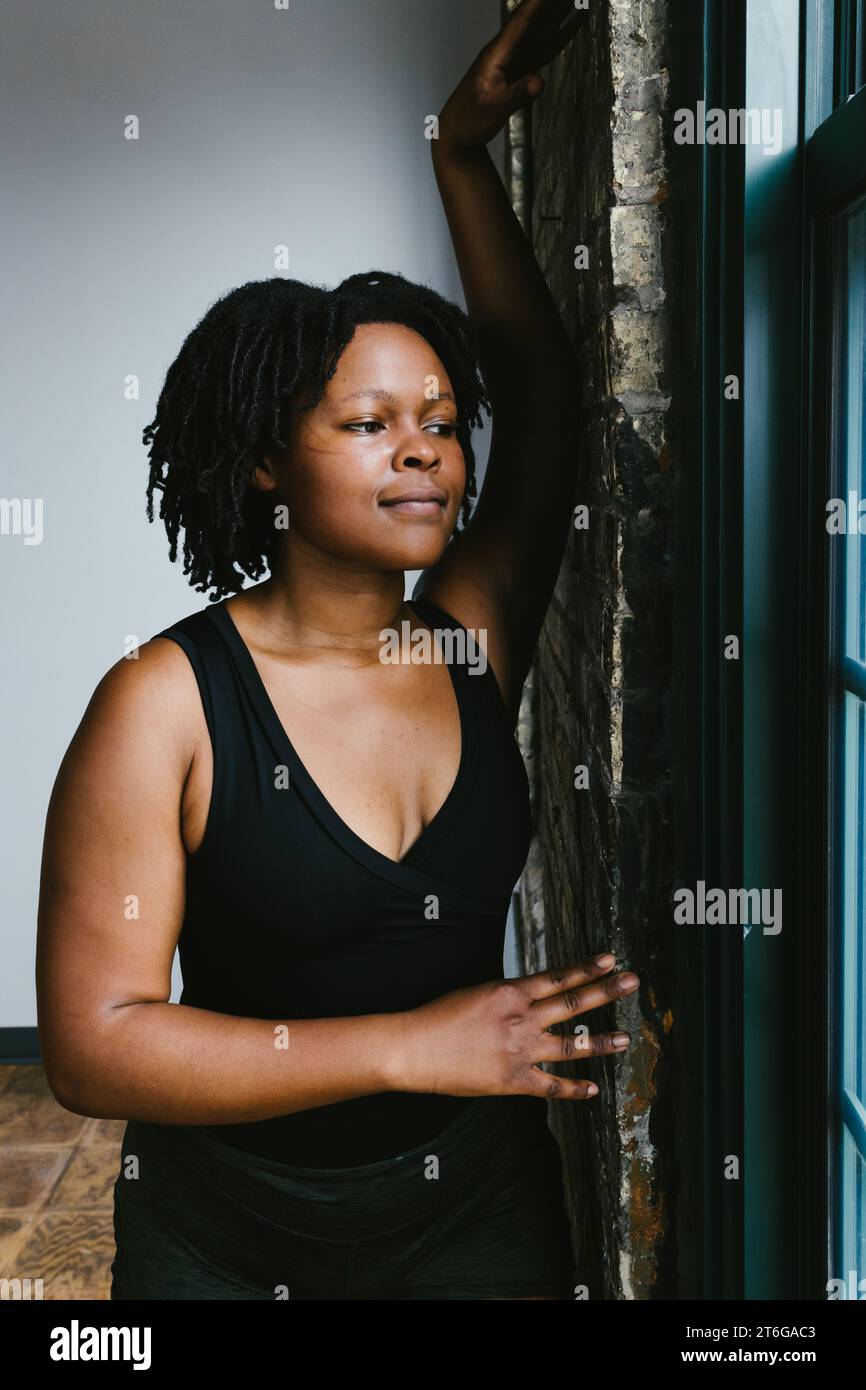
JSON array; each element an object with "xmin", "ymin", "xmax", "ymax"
[{"xmin": 1, "ymin": 0, "xmax": 508, "ymax": 1026}]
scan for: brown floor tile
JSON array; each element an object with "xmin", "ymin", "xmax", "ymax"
[
  {"xmin": 0, "ymin": 1069, "xmax": 124, "ymax": 1298},
  {"xmin": 2, "ymin": 1065, "xmax": 54, "ymax": 1099},
  {"xmin": 0, "ymin": 1066, "xmax": 89, "ymax": 1145},
  {"xmin": 9, "ymin": 1209, "xmax": 116, "ymax": 1300},
  {"xmin": 45, "ymin": 1285, "xmax": 111, "ymax": 1302},
  {"xmin": 82, "ymin": 1117, "xmax": 128, "ymax": 1145},
  {"xmin": 48, "ymin": 1144, "xmax": 120, "ymax": 1209},
  {"xmin": 0, "ymin": 1067, "xmax": 19, "ymax": 1096},
  {"xmin": 0, "ymin": 1213, "xmax": 35, "ymax": 1274},
  {"xmin": 0, "ymin": 1147, "xmax": 72, "ymax": 1209}
]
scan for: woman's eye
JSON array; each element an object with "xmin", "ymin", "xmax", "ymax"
[{"xmin": 344, "ymin": 419, "xmax": 458, "ymax": 436}]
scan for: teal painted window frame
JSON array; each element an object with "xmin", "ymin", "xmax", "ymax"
[
  {"xmin": 672, "ymin": 0, "xmax": 864, "ymax": 1301},
  {"xmin": 807, "ymin": 0, "xmax": 866, "ymax": 1289},
  {"xmin": 741, "ymin": 0, "xmax": 807, "ymax": 1300},
  {"xmin": 742, "ymin": 0, "xmax": 866, "ymax": 1297},
  {"xmin": 805, "ymin": 0, "xmax": 866, "ymax": 1296}
]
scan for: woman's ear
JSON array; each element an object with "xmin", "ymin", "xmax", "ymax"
[{"xmin": 250, "ymin": 454, "xmax": 280, "ymax": 493}]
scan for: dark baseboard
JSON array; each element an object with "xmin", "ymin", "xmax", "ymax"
[{"xmin": 0, "ymin": 1027, "xmax": 41, "ymax": 1064}]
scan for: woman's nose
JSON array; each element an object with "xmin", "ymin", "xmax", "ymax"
[{"xmin": 395, "ymin": 431, "xmax": 440, "ymax": 465}]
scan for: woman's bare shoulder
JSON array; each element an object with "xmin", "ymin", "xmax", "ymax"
[{"xmin": 64, "ymin": 629, "xmax": 209, "ymax": 786}]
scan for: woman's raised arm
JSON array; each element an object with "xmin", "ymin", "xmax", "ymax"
[{"xmin": 414, "ymin": 0, "xmax": 588, "ymax": 725}]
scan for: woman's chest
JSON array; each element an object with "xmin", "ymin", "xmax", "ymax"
[
  {"xmin": 185, "ymin": 690, "xmax": 532, "ymax": 937},
  {"xmin": 264, "ymin": 659, "xmax": 464, "ymax": 865},
  {"xmin": 183, "ymin": 650, "xmax": 465, "ymax": 866}
]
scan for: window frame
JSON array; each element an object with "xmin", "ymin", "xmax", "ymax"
[
  {"xmin": 811, "ymin": 78, "xmax": 866, "ymax": 1287},
  {"xmin": 732, "ymin": 0, "xmax": 866, "ymax": 1298}
]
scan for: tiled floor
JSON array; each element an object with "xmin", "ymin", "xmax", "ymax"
[{"xmin": 0, "ymin": 1064, "xmax": 124, "ymax": 1300}]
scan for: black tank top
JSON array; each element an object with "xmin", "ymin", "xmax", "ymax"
[{"xmin": 155, "ymin": 594, "xmax": 532, "ymax": 1167}]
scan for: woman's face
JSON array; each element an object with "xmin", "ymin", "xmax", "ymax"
[{"xmin": 253, "ymin": 320, "xmax": 466, "ymax": 573}]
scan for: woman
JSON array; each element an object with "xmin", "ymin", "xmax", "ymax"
[{"xmin": 36, "ymin": 0, "xmax": 639, "ymax": 1301}]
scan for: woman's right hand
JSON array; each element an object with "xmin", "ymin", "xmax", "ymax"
[{"xmin": 392, "ymin": 952, "xmax": 639, "ymax": 1100}]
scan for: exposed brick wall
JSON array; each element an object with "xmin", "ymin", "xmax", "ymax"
[{"xmin": 505, "ymin": 0, "xmax": 676, "ymax": 1299}]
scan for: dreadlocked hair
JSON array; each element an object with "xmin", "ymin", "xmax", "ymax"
[{"xmin": 143, "ymin": 270, "xmax": 490, "ymax": 601}]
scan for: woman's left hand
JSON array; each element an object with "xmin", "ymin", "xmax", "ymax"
[{"xmin": 436, "ymin": 0, "xmax": 586, "ymax": 155}]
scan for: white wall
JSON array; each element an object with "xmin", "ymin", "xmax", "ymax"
[{"xmin": 1, "ymin": 0, "xmax": 503, "ymax": 1027}]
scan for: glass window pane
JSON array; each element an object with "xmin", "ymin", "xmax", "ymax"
[
  {"xmin": 840, "ymin": 691, "xmax": 866, "ymax": 1106},
  {"xmin": 839, "ymin": 195, "xmax": 866, "ymax": 662},
  {"xmin": 839, "ymin": 1126, "xmax": 866, "ymax": 1287},
  {"xmin": 832, "ymin": 189, "xmax": 866, "ymax": 1292},
  {"xmin": 806, "ymin": 0, "xmax": 836, "ymax": 134}
]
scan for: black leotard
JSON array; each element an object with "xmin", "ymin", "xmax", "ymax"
[{"xmin": 154, "ymin": 594, "xmax": 532, "ymax": 1167}]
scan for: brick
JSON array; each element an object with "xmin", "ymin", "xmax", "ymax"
[{"xmin": 505, "ymin": 0, "xmax": 674, "ymax": 1299}]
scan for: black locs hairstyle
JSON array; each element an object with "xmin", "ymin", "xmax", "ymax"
[{"xmin": 143, "ymin": 270, "xmax": 491, "ymax": 601}]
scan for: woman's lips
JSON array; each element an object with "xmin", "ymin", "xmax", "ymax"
[{"xmin": 379, "ymin": 498, "xmax": 445, "ymax": 516}]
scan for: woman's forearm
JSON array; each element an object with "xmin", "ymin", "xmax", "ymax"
[
  {"xmin": 52, "ymin": 1001, "xmax": 409, "ymax": 1125},
  {"xmin": 430, "ymin": 1, "xmax": 584, "ymax": 396},
  {"xmin": 432, "ymin": 141, "xmax": 576, "ymax": 387}
]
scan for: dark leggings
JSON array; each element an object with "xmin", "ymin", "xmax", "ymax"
[{"xmin": 110, "ymin": 1093, "xmax": 576, "ymax": 1300}]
